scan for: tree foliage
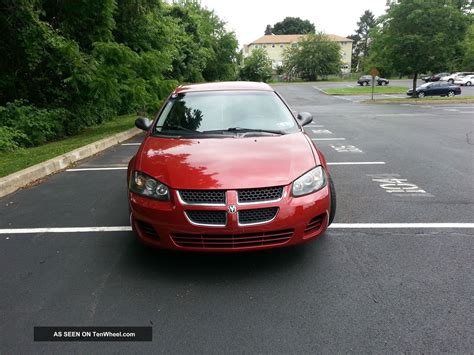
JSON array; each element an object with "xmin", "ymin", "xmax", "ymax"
[
  {"xmin": 348, "ymin": 10, "xmax": 376, "ymax": 71},
  {"xmin": 272, "ymin": 17, "xmax": 316, "ymax": 35},
  {"xmin": 368, "ymin": 0, "xmax": 470, "ymax": 94},
  {"xmin": 0, "ymin": 0, "xmax": 239, "ymax": 151},
  {"xmin": 283, "ymin": 33, "xmax": 342, "ymax": 81},
  {"xmin": 240, "ymin": 48, "xmax": 273, "ymax": 82}
]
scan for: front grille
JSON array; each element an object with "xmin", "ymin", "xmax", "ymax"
[
  {"xmin": 136, "ymin": 220, "xmax": 159, "ymax": 239},
  {"xmin": 185, "ymin": 210, "xmax": 227, "ymax": 226},
  {"xmin": 171, "ymin": 229, "xmax": 294, "ymax": 249},
  {"xmin": 238, "ymin": 207, "xmax": 279, "ymax": 225},
  {"xmin": 304, "ymin": 215, "xmax": 324, "ymax": 234},
  {"xmin": 238, "ymin": 186, "xmax": 283, "ymax": 203},
  {"xmin": 179, "ymin": 190, "xmax": 226, "ymax": 205}
]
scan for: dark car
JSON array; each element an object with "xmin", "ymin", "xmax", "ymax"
[
  {"xmin": 357, "ymin": 75, "xmax": 389, "ymax": 86},
  {"xmin": 422, "ymin": 72, "xmax": 450, "ymax": 82},
  {"xmin": 407, "ymin": 81, "xmax": 461, "ymax": 98}
]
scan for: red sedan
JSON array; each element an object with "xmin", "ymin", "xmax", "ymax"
[{"xmin": 128, "ymin": 82, "xmax": 336, "ymax": 252}]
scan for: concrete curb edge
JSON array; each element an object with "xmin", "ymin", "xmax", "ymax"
[{"xmin": 0, "ymin": 127, "xmax": 141, "ymax": 198}]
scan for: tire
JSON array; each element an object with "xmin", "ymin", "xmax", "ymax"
[
  {"xmin": 448, "ymin": 79, "xmax": 454, "ymax": 84},
  {"xmin": 466, "ymin": 81, "xmax": 472, "ymax": 86},
  {"xmin": 362, "ymin": 81, "xmax": 368, "ymax": 86},
  {"xmin": 417, "ymin": 91, "xmax": 425, "ymax": 98},
  {"xmin": 381, "ymin": 81, "xmax": 387, "ymax": 86},
  {"xmin": 447, "ymin": 91, "xmax": 455, "ymax": 97},
  {"xmin": 328, "ymin": 173, "xmax": 336, "ymax": 226}
]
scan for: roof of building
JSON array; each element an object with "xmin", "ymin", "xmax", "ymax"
[
  {"xmin": 174, "ymin": 81, "xmax": 273, "ymax": 94},
  {"xmin": 250, "ymin": 34, "xmax": 352, "ymax": 45}
]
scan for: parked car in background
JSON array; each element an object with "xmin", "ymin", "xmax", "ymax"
[
  {"xmin": 454, "ymin": 75, "xmax": 474, "ymax": 86},
  {"xmin": 422, "ymin": 72, "xmax": 450, "ymax": 82},
  {"xmin": 407, "ymin": 81, "xmax": 461, "ymax": 98},
  {"xmin": 440, "ymin": 72, "xmax": 474, "ymax": 84},
  {"xmin": 357, "ymin": 75, "xmax": 390, "ymax": 86}
]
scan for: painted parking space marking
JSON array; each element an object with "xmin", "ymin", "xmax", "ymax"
[
  {"xmin": 2, "ymin": 223, "xmax": 474, "ymax": 235},
  {"xmin": 312, "ymin": 129, "xmax": 333, "ymax": 134},
  {"xmin": 121, "ymin": 143, "xmax": 141, "ymax": 146},
  {"xmin": 306, "ymin": 124, "xmax": 325, "ymax": 128},
  {"xmin": 311, "ymin": 138, "xmax": 346, "ymax": 141},
  {"xmin": 329, "ymin": 144, "xmax": 363, "ymax": 153},
  {"xmin": 0, "ymin": 226, "xmax": 132, "ymax": 234},
  {"xmin": 368, "ymin": 173, "xmax": 432, "ymax": 197},
  {"xmin": 329, "ymin": 223, "xmax": 474, "ymax": 229},
  {"xmin": 328, "ymin": 162, "xmax": 385, "ymax": 165},
  {"xmin": 66, "ymin": 167, "xmax": 127, "ymax": 172}
]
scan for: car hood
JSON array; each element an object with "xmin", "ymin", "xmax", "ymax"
[{"xmin": 135, "ymin": 133, "xmax": 317, "ymax": 189}]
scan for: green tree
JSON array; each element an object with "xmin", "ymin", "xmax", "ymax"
[
  {"xmin": 283, "ymin": 33, "xmax": 341, "ymax": 81},
  {"xmin": 264, "ymin": 24, "xmax": 273, "ymax": 35},
  {"xmin": 369, "ymin": 0, "xmax": 469, "ymax": 96},
  {"xmin": 461, "ymin": 23, "xmax": 474, "ymax": 70},
  {"xmin": 240, "ymin": 48, "xmax": 273, "ymax": 82},
  {"xmin": 348, "ymin": 10, "xmax": 376, "ymax": 71},
  {"xmin": 272, "ymin": 17, "xmax": 315, "ymax": 35}
]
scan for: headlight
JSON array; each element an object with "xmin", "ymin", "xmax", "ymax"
[
  {"xmin": 129, "ymin": 171, "xmax": 170, "ymax": 200},
  {"xmin": 292, "ymin": 166, "xmax": 326, "ymax": 197}
]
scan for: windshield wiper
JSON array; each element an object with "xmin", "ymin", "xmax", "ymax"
[
  {"xmin": 204, "ymin": 127, "xmax": 285, "ymax": 135},
  {"xmin": 155, "ymin": 125, "xmax": 202, "ymax": 134}
]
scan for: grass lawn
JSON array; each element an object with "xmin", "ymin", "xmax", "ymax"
[
  {"xmin": 324, "ymin": 86, "xmax": 408, "ymax": 95},
  {"xmin": 364, "ymin": 96, "xmax": 474, "ymax": 104},
  {"xmin": 0, "ymin": 114, "xmax": 137, "ymax": 178}
]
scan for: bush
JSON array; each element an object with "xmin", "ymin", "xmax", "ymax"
[
  {"xmin": 0, "ymin": 100, "xmax": 68, "ymax": 147},
  {"xmin": 0, "ymin": 127, "xmax": 29, "ymax": 152}
]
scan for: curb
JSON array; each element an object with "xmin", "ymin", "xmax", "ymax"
[{"xmin": 0, "ymin": 127, "xmax": 141, "ymax": 198}]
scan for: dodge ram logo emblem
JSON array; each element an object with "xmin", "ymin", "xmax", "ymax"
[{"xmin": 228, "ymin": 205, "xmax": 237, "ymax": 213}]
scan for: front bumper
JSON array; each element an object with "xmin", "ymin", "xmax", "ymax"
[{"xmin": 129, "ymin": 185, "xmax": 330, "ymax": 252}]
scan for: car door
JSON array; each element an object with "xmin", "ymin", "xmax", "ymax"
[
  {"xmin": 426, "ymin": 82, "xmax": 438, "ymax": 96},
  {"xmin": 437, "ymin": 82, "xmax": 450, "ymax": 95}
]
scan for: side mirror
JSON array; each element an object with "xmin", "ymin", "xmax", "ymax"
[
  {"xmin": 297, "ymin": 112, "xmax": 313, "ymax": 126},
  {"xmin": 135, "ymin": 117, "xmax": 152, "ymax": 131}
]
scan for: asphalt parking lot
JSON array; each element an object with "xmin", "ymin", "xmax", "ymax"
[{"xmin": 1, "ymin": 83, "xmax": 473, "ymax": 353}]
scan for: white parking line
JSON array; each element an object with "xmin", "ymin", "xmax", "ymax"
[
  {"xmin": 329, "ymin": 223, "xmax": 474, "ymax": 229},
  {"xmin": 0, "ymin": 227, "xmax": 132, "ymax": 234},
  {"xmin": 66, "ymin": 161, "xmax": 385, "ymax": 171},
  {"xmin": 328, "ymin": 162, "xmax": 385, "ymax": 165},
  {"xmin": 311, "ymin": 138, "xmax": 346, "ymax": 141},
  {"xmin": 2, "ymin": 223, "xmax": 473, "ymax": 235},
  {"xmin": 121, "ymin": 143, "xmax": 141, "ymax": 146},
  {"xmin": 66, "ymin": 167, "xmax": 127, "ymax": 172}
]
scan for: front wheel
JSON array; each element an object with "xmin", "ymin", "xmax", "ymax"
[
  {"xmin": 381, "ymin": 81, "xmax": 387, "ymax": 86},
  {"xmin": 466, "ymin": 81, "xmax": 472, "ymax": 86},
  {"xmin": 448, "ymin": 79, "xmax": 454, "ymax": 84},
  {"xmin": 447, "ymin": 91, "xmax": 455, "ymax": 97},
  {"xmin": 328, "ymin": 174, "xmax": 336, "ymax": 225},
  {"xmin": 362, "ymin": 81, "xmax": 368, "ymax": 86},
  {"xmin": 417, "ymin": 91, "xmax": 425, "ymax": 98}
]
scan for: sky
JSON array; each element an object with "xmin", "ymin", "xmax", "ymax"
[{"xmin": 198, "ymin": 0, "xmax": 388, "ymax": 47}]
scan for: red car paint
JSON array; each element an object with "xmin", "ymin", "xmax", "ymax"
[{"xmin": 128, "ymin": 82, "xmax": 333, "ymax": 252}]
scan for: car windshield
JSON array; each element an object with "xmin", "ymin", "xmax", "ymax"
[{"xmin": 153, "ymin": 91, "xmax": 299, "ymax": 137}]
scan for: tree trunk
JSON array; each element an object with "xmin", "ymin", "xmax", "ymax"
[{"xmin": 412, "ymin": 73, "xmax": 418, "ymax": 98}]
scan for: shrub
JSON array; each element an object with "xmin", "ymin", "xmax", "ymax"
[
  {"xmin": 0, "ymin": 127, "xmax": 29, "ymax": 152},
  {"xmin": 0, "ymin": 100, "xmax": 68, "ymax": 146}
]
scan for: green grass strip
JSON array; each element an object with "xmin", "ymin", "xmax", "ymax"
[
  {"xmin": 324, "ymin": 86, "xmax": 408, "ymax": 95},
  {"xmin": 364, "ymin": 96, "xmax": 474, "ymax": 104},
  {"xmin": 0, "ymin": 114, "xmax": 137, "ymax": 177}
]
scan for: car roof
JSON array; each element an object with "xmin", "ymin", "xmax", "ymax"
[{"xmin": 173, "ymin": 81, "xmax": 274, "ymax": 94}]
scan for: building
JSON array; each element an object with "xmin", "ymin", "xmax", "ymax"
[{"xmin": 243, "ymin": 34, "xmax": 352, "ymax": 73}]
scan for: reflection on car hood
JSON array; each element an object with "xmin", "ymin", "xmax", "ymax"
[{"xmin": 135, "ymin": 133, "xmax": 317, "ymax": 189}]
